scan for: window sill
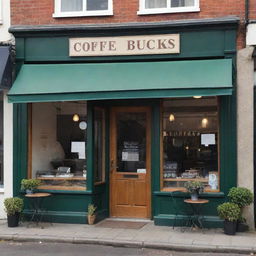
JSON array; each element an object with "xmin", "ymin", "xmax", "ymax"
[
  {"xmin": 53, "ymin": 10, "xmax": 113, "ymax": 18},
  {"xmin": 137, "ymin": 7, "xmax": 200, "ymax": 15},
  {"xmin": 0, "ymin": 188, "xmax": 4, "ymax": 193},
  {"xmin": 154, "ymin": 191, "xmax": 225, "ymax": 198}
]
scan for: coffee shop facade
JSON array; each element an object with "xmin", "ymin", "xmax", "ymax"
[{"xmin": 9, "ymin": 17, "xmax": 238, "ymax": 227}]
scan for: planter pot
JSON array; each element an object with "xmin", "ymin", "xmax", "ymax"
[
  {"xmin": 224, "ymin": 220, "xmax": 237, "ymax": 235},
  {"xmin": 7, "ymin": 213, "xmax": 20, "ymax": 228},
  {"xmin": 191, "ymin": 192, "xmax": 199, "ymax": 201},
  {"xmin": 26, "ymin": 189, "xmax": 33, "ymax": 194},
  {"xmin": 237, "ymin": 222, "xmax": 249, "ymax": 232},
  {"xmin": 88, "ymin": 215, "xmax": 96, "ymax": 225}
]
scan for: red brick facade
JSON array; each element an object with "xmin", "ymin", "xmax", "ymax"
[
  {"xmin": 249, "ymin": 0, "xmax": 256, "ymax": 20},
  {"xmin": 11, "ymin": 0, "xmax": 247, "ymax": 49}
]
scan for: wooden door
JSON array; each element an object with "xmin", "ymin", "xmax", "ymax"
[{"xmin": 110, "ymin": 106, "xmax": 151, "ymax": 218}]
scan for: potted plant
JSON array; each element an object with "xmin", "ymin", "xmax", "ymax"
[
  {"xmin": 228, "ymin": 187, "xmax": 253, "ymax": 232},
  {"xmin": 87, "ymin": 204, "xmax": 97, "ymax": 225},
  {"xmin": 217, "ymin": 202, "xmax": 240, "ymax": 235},
  {"xmin": 185, "ymin": 181, "xmax": 204, "ymax": 200},
  {"xmin": 4, "ymin": 197, "xmax": 24, "ymax": 227},
  {"xmin": 21, "ymin": 179, "xmax": 41, "ymax": 194}
]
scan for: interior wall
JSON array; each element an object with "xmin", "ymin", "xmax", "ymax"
[{"xmin": 31, "ymin": 102, "xmax": 87, "ymax": 177}]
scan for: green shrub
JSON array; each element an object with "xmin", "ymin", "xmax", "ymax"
[
  {"xmin": 88, "ymin": 204, "xmax": 97, "ymax": 216},
  {"xmin": 4, "ymin": 197, "xmax": 24, "ymax": 216},
  {"xmin": 217, "ymin": 202, "xmax": 240, "ymax": 222},
  {"xmin": 21, "ymin": 179, "xmax": 41, "ymax": 191},
  {"xmin": 184, "ymin": 181, "xmax": 204, "ymax": 194},
  {"xmin": 228, "ymin": 187, "xmax": 253, "ymax": 208}
]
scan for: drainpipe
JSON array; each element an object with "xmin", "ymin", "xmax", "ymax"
[{"xmin": 245, "ymin": 0, "xmax": 249, "ymax": 25}]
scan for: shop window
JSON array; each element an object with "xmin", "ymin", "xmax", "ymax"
[
  {"xmin": 53, "ymin": 0, "xmax": 113, "ymax": 17},
  {"xmin": 30, "ymin": 102, "xmax": 87, "ymax": 191},
  {"xmin": 138, "ymin": 0, "xmax": 199, "ymax": 15},
  {"xmin": 94, "ymin": 108, "xmax": 105, "ymax": 184},
  {"xmin": 161, "ymin": 97, "xmax": 219, "ymax": 192},
  {"xmin": 0, "ymin": 92, "xmax": 3, "ymax": 187}
]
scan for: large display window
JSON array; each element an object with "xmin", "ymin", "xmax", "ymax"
[
  {"xmin": 0, "ymin": 92, "xmax": 3, "ymax": 187},
  {"xmin": 161, "ymin": 97, "xmax": 219, "ymax": 192},
  {"xmin": 30, "ymin": 101, "xmax": 87, "ymax": 191}
]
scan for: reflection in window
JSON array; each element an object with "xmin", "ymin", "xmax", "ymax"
[
  {"xmin": 94, "ymin": 108, "xmax": 105, "ymax": 183},
  {"xmin": 117, "ymin": 113, "xmax": 146, "ymax": 173},
  {"xmin": 162, "ymin": 97, "xmax": 219, "ymax": 192},
  {"xmin": 32, "ymin": 102, "xmax": 87, "ymax": 191},
  {"xmin": 0, "ymin": 92, "xmax": 3, "ymax": 186}
]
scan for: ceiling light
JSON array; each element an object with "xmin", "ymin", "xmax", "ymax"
[
  {"xmin": 193, "ymin": 96, "xmax": 202, "ymax": 99},
  {"xmin": 169, "ymin": 114, "xmax": 175, "ymax": 122},
  {"xmin": 73, "ymin": 114, "xmax": 79, "ymax": 122}
]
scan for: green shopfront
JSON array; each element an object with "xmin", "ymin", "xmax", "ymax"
[{"xmin": 9, "ymin": 17, "xmax": 238, "ymax": 227}]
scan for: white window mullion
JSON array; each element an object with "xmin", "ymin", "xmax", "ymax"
[
  {"xmin": 83, "ymin": 0, "xmax": 87, "ymax": 12},
  {"xmin": 167, "ymin": 0, "xmax": 171, "ymax": 9}
]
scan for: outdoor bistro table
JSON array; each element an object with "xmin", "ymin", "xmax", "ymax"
[
  {"xmin": 184, "ymin": 199, "xmax": 209, "ymax": 229},
  {"xmin": 25, "ymin": 192, "xmax": 51, "ymax": 226}
]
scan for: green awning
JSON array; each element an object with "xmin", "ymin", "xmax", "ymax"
[{"xmin": 8, "ymin": 59, "xmax": 233, "ymax": 103}]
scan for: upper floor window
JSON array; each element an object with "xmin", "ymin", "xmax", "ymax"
[
  {"xmin": 53, "ymin": 0, "xmax": 113, "ymax": 18},
  {"xmin": 138, "ymin": 0, "xmax": 200, "ymax": 15}
]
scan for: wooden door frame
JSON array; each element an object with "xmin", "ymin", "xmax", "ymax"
[{"xmin": 110, "ymin": 106, "xmax": 152, "ymax": 218}]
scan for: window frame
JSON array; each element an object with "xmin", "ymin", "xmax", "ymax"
[
  {"xmin": 94, "ymin": 107, "xmax": 106, "ymax": 185},
  {"xmin": 160, "ymin": 98, "xmax": 220, "ymax": 193},
  {"xmin": 0, "ymin": 0, "xmax": 3, "ymax": 24},
  {"xmin": 137, "ymin": 0, "xmax": 200, "ymax": 15},
  {"xmin": 53, "ymin": 0, "xmax": 113, "ymax": 18}
]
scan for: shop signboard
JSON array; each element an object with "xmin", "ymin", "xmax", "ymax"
[{"xmin": 69, "ymin": 34, "xmax": 180, "ymax": 57}]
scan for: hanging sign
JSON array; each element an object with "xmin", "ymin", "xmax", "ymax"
[{"xmin": 69, "ymin": 34, "xmax": 180, "ymax": 57}]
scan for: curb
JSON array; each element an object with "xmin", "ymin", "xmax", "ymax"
[{"xmin": 0, "ymin": 234, "xmax": 255, "ymax": 254}]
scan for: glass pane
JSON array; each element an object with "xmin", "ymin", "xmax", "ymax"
[
  {"xmin": 61, "ymin": 0, "xmax": 83, "ymax": 12},
  {"xmin": 32, "ymin": 102, "xmax": 87, "ymax": 191},
  {"xmin": 145, "ymin": 0, "xmax": 167, "ymax": 9},
  {"xmin": 0, "ymin": 92, "xmax": 3, "ymax": 186},
  {"xmin": 162, "ymin": 97, "xmax": 219, "ymax": 192},
  {"xmin": 171, "ymin": 0, "xmax": 194, "ymax": 7},
  {"xmin": 94, "ymin": 109, "xmax": 105, "ymax": 183},
  {"xmin": 117, "ymin": 112, "xmax": 146, "ymax": 173},
  {"xmin": 87, "ymin": 0, "xmax": 108, "ymax": 10}
]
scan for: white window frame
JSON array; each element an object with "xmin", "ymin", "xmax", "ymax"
[
  {"xmin": 137, "ymin": 0, "xmax": 200, "ymax": 15},
  {"xmin": 0, "ymin": 0, "xmax": 3, "ymax": 24},
  {"xmin": 53, "ymin": 0, "xmax": 113, "ymax": 18}
]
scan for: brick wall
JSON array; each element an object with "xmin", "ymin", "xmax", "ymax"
[
  {"xmin": 249, "ymin": 0, "xmax": 256, "ymax": 20},
  {"xmin": 11, "ymin": 0, "xmax": 246, "ymax": 49}
]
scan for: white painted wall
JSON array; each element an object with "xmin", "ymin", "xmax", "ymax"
[
  {"xmin": 0, "ymin": 91, "xmax": 13, "ymax": 218},
  {"xmin": 237, "ymin": 46, "xmax": 255, "ymax": 229},
  {"xmin": 0, "ymin": 0, "xmax": 11, "ymax": 42}
]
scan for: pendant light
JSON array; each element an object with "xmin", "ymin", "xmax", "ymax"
[
  {"xmin": 169, "ymin": 114, "xmax": 175, "ymax": 122},
  {"xmin": 193, "ymin": 96, "xmax": 202, "ymax": 99},
  {"xmin": 73, "ymin": 114, "xmax": 79, "ymax": 122},
  {"xmin": 201, "ymin": 117, "xmax": 208, "ymax": 128}
]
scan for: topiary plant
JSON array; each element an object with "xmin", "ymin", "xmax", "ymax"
[
  {"xmin": 228, "ymin": 187, "xmax": 253, "ymax": 208},
  {"xmin": 21, "ymin": 179, "xmax": 41, "ymax": 191},
  {"xmin": 217, "ymin": 202, "xmax": 240, "ymax": 222},
  {"xmin": 4, "ymin": 197, "xmax": 24, "ymax": 216}
]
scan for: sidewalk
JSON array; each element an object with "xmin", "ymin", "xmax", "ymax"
[{"xmin": 0, "ymin": 219, "xmax": 255, "ymax": 254}]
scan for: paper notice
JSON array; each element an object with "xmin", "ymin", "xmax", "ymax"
[
  {"xmin": 71, "ymin": 141, "xmax": 86, "ymax": 159},
  {"xmin": 201, "ymin": 134, "xmax": 215, "ymax": 146}
]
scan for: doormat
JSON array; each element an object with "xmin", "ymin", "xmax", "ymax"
[{"xmin": 96, "ymin": 220, "xmax": 147, "ymax": 229}]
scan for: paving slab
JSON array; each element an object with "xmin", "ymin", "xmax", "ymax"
[{"xmin": 0, "ymin": 220, "xmax": 255, "ymax": 254}]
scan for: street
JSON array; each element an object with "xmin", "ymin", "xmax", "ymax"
[{"xmin": 0, "ymin": 242, "xmax": 251, "ymax": 256}]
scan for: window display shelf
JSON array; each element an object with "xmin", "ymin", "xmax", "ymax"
[
  {"xmin": 38, "ymin": 185, "xmax": 86, "ymax": 191},
  {"xmin": 37, "ymin": 177, "xmax": 86, "ymax": 181},
  {"xmin": 163, "ymin": 178, "xmax": 208, "ymax": 182}
]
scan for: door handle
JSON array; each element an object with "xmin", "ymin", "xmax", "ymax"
[{"xmin": 110, "ymin": 160, "xmax": 118, "ymax": 173}]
